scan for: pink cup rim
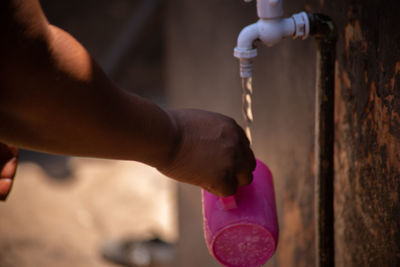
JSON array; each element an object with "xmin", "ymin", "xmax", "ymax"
[{"xmin": 210, "ymin": 222, "xmax": 276, "ymax": 267}]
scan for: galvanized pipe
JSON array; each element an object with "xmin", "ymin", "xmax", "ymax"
[{"xmin": 308, "ymin": 13, "xmax": 337, "ymax": 267}]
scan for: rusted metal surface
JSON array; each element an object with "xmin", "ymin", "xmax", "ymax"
[
  {"xmin": 309, "ymin": 13, "xmax": 337, "ymax": 267},
  {"xmin": 319, "ymin": 1, "xmax": 400, "ymax": 265}
]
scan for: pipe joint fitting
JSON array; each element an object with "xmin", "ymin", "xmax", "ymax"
[
  {"xmin": 234, "ymin": 47, "xmax": 258, "ymax": 59},
  {"xmin": 291, "ymin": 12, "xmax": 310, "ymax": 40},
  {"xmin": 237, "ymin": 58, "xmax": 254, "ymax": 78}
]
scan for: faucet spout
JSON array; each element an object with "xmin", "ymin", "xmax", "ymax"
[
  {"xmin": 236, "ymin": 23, "xmax": 259, "ymax": 51},
  {"xmin": 234, "ymin": 23, "xmax": 258, "ymax": 78},
  {"xmin": 233, "ymin": 10, "xmax": 310, "ymax": 78}
]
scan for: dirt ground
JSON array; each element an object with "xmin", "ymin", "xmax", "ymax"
[{"xmin": 0, "ymin": 157, "xmax": 177, "ymax": 267}]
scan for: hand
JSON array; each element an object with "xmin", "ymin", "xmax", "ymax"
[
  {"xmin": 159, "ymin": 109, "xmax": 256, "ymax": 197},
  {"xmin": 0, "ymin": 143, "xmax": 18, "ymax": 201}
]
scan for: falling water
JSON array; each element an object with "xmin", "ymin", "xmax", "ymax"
[{"xmin": 241, "ymin": 77, "xmax": 254, "ymax": 144}]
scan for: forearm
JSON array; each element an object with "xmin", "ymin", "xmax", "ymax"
[
  {"xmin": 0, "ymin": 23, "xmax": 178, "ymax": 168},
  {"xmin": 0, "ymin": 0, "xmax": 256, "ymax": 198}
]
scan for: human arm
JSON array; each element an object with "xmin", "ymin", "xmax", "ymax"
[{"xmin": 0, "ymin": 0, "xmax": 255, "ymax": 198}]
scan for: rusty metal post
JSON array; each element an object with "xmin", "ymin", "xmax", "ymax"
[{"xmin": 308, "ymin": 13, "xmax": 337, "ymax": 267}]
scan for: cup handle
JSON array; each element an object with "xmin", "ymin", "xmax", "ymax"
[{"xmin": 220, "ymin": 196, "xmax": 237, "ymax": 210}]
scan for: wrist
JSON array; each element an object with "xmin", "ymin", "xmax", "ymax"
[{"xmin": 153, "ymin": 109, "xmax": 183, "ymax": 171}]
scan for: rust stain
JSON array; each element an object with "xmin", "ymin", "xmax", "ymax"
[
  {"xmin": 333, "ymin": 80, "xmax": 352, "ymax": 265},
  {"xmin": 335, "ymin": 3, "xmax": 400, "ymax": 266},
  {"xmin": 395, "ymin": 62, "xmax": 400, "ymax": 73},
  {"xmin": 379, "ymin": 61, "xmax": 385, "ymax": 72},
  {"xmin": 392, "ymin": 109, "xmax": 400, "ymax": 121},
  {"xmin": 391, "ymin": 61, "xmax": 400, "ymax": 89},
  {"xmin": 344, "ymin": 20, "xmax": 367, "ymax": 58},
  {"xmin": 385, "ymin": 94, "xmax": 394, "ymax": 102},
  {"xmin": 336, "ymin": 67, "xmax": 400, "ymax": 263},
  {"xmin": 334, "ymin": 61, "xmax": 348, "ymax": 188},
  {"xmin": 364, "ymin": 80, "xmax": 400, "ymax": 172},
  {"xmin": 389, "ymin": 109, "xmax": 400, "ymax": 167},
  {"xmin": 335, "ymin": 142, "xmax": 349, "ymax": 190},
  {"xmin": 368, "ymin": 82, "xmax": 388, "ymax": 135},
  {"xmin": 342, "ymin": 70, "xmax": 351, "ymax": 89},
  {"xmin": 367, "ymin": 81, "xmax": 377, "ymax": 107},
  {"xmin": 335, "ymin": 62, "xmax": 345, "ymax": 126}
]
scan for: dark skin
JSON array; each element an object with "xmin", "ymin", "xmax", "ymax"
[{"xmin": 0, "ymin": 0, "xmax": 256, "ymax": 200}]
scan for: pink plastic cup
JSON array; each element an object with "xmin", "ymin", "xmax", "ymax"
[{"xmin": 202, "ymin": 159, "xmax": 278, "ymax": 267}]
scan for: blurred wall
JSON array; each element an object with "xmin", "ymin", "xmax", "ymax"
[
  {"xmin": 41, "ymin": 0, "xmax": 165, "ymax": 101},
  {"xmin": 166, "ymin": 0, "xmax": 400, "ymax": 266},
  {"xmin": 166, "ymin": 1, "xmax": 316, "ymax": 266}
]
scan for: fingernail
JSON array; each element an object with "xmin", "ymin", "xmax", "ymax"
[
  {"xmin": 0, "ymin": 178, "xmax": 13, "ymax": 201},
  {"xmin": 1, "ymin": 157, "xmax": 18, "ymax": 178}
]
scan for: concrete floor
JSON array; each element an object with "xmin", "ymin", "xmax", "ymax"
[{"xmin": 0, "ymin": 158, "xmax": 177, "ymax": 267}]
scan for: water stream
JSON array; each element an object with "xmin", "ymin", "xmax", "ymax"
[{"xmin": 241, "ymin": 77, "xmax": 254, "ymax": 144}]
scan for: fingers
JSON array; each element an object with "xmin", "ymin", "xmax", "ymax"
[
  {"xmin": 211, "ymin": 170, "xmax": 238, "ymax": 197},
  {"xmin": 211, "ymin": 163, "xmax": 252, "ymax": 197},
  {"xmin": 0, "ymin": 178, "xmax": 13, "ymax": 201},
  {"xmin": 235, "ymin": 128, "xmax": 256, "ymax": 187},
  {"xmin": 236, "ymin": 171, "xmax": 253, "ymax": 187},
  {"xmin": 1, "ymin": 157, "xmax": 18, "ymax": 178},
  {"xmin": 0, "ymin": 158, "xmax": 18, "ymax": 201},
  {"xmin": 235, "ymin": 151, "xmax": 255, "ymax": 187},
  {"xmin": 212, "ymin": 123, "xmax": 256, "ymax": 196},
  {"xmin": 0, "ymin": 144, "xmax": 19, "ymax": 201},
  {"xmin": 215, "ymin": 146, "xmax": 255, "ymax": 197}
]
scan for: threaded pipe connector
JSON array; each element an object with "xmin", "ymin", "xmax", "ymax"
[
  {"xmin": 239, "ymin": 58, "xmax": 254, "ymax": 78},
  {"xmin": 234, "ymin": 47, "xmax": 257, "ymax": 78}
]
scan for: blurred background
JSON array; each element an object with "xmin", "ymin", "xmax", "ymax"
[
  {"xmin": 1, "ymin": 0, "xmax": 400, "ymax": 267},
  {"xmin": 0, "ymin": 1, "xmax": 177, "ymax": 267}
]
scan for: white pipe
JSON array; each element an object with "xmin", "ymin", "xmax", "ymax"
[
  {"xmin": 233, "ymin": 8, "xmax": 310, "ymax": 78},
  {"xmin": 257, "ymin": 17, "xmax": 295, "ymax": 47},
  {"xmin": 236, "ymin": 23, "xmax": 259, "ymax": 50},
  {"xmin": 257, "ymin": 0, "xmax": 283, "ymax": 19}
]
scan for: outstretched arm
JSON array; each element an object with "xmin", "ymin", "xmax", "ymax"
[
  {"xmin": 0, "ymin": 0, "xmax": 178, "ymax": 168},
  {"xmin": 0, "ymin": 0, "xmax": 255, "ymax": 199}
]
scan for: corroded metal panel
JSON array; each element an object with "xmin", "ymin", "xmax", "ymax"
[{"xmin": 322, "ymin": 1, "xmax": 400, "ymax": 266}]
